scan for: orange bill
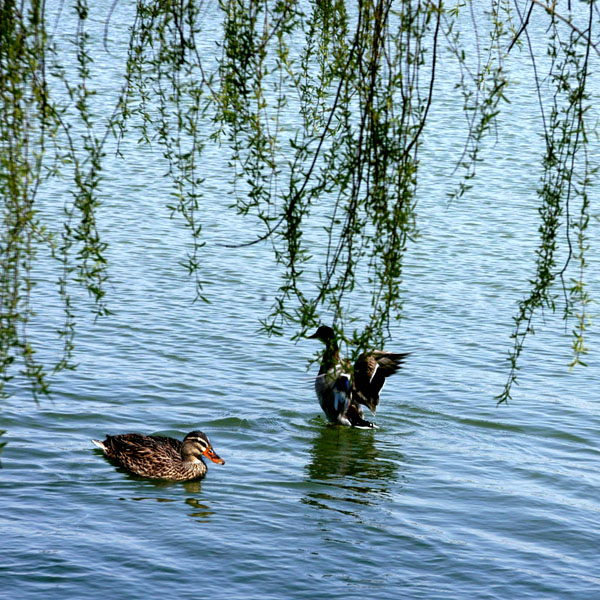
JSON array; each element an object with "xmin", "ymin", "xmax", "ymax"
[{"xmin": 203, "ymin": 446, "xmax": 225, "ymax": 465}]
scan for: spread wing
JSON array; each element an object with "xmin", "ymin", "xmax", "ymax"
[{"xmin": 353, "ymin": 351, "xmax": 409, "ymax": 413}]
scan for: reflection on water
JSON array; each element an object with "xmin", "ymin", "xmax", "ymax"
[
  {"xmin": 127, "ymin": 496, "xmax": 176, "ymax": 503},
  {"xmin": 113, "ymin": 469, "xmax": 214, "ymax": 521},
  {"xmin": 306, "ymin": 425, "xmax": 399, "ymax": 481},
  {"xmin": 303, "ymin": 425, "xmax": 403, "ymax": 517},
  {"xmin": 121, "ymin": 494, "xmax": 214, "ymax": 522},
  {"xmin": 96, "ymin": 452, "xmax": 208, "ymax": 494},
  {"xmin": 185, "ymin": 498, "xmax": 214, "ymax": 522}
]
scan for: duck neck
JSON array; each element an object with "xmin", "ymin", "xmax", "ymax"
[
  {"xmin": 179, "ymin": 458, "xmax": 207, "ymax": 479},
  {"xmin": 320, "ymin": 339, "xmax": 340, "ymax": 373}
]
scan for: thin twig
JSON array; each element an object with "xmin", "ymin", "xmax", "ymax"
[
  {"xmin": 528, "ymin": 0, "xmax": 600, "ymax": 57},
  {"xmin": 507, "ymin": 1, "xmax": 534, "ymax": 53},
  {"xmin": 103, "ymin": 0, "xmax": 121, "ymax": 54}
]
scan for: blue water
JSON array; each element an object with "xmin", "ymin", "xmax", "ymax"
[{"xmin": 1, "ymin": 3, "xmax": 599, "ymax": 599}]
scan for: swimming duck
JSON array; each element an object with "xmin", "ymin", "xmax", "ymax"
[
  {"xmin": 308, "ymin": 325, "xmax": 409, "ymax": 428},
  {"xmin": 92, "ymin": 430, "xmax": 225, "ymax": 481}
]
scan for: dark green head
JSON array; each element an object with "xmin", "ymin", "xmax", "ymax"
[{"xmin": 307, "ymin": 325, "xmax": 336, "ymax": 344}]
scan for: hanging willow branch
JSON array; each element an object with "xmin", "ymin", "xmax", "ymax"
[
  {"xmin": 497, "ymin": 1, "xmax": 595, "ymax": 404},
  {"xmin": 213, "ymin": 0, "xmax": 442, "ymax": 356},
  {"xmin": 114, "ymin": 0, "xmax": 209, "ymax": 301},
  {"xmin": 0, "ymin": 0, "xmax": 111, "ymax": 398},
  {"xmin": 0, "ymin": 0, "xmax": 52, "ymax": 396},
  {"xmin": 0, "ymin": 0, "xmax": 596, "ymax": 401}
]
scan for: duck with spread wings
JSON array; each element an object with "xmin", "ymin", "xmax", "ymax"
[{"xmin": 308, "ymin": 325, "xmax": 409, "ymax": 428}]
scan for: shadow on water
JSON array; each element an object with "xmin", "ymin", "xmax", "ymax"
[{"xmin": 302, "ymin": 425, "xmax": 404, "ymax": 518}]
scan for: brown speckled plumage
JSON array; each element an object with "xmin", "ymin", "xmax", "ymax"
[{"xmin": 92, "ymin": 430, "xmax": 224, "ymax": 481}]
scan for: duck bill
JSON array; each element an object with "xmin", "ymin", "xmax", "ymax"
[{"xmin": 204, "ymin": 447, "xmax": 225, "ymax": 465}]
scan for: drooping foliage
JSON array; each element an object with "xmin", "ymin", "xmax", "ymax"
[{"xmin": 0, "ymin": 0, "xmax": 596, "ymax": 402}]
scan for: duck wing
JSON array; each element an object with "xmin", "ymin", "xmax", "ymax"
[
  {"xmin": 151, "ymin": 435, "xmax": 183, "ymax": 460},
  {"xmin": 102, "ymin": 433, "xmax": 181, "ymax": 462},
  {"xmin": 353, "ymin": 351, "xmax": 409, "ymax": 413}
]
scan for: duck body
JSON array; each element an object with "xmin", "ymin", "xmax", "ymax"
[
  {"xmin": 92, "ymin": 430, "xmax": 224, "ymax": 481},
  {"xmin": 309, "ymin": 325, "xmax": 409, "ymax": 428},
  {"xmin": 314, "ymin": 363, "xmax": 352, "ymax": 425}
]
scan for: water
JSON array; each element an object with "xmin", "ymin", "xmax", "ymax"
[{"xmin": 2, "ymin": 4, "xmax": 599, "ymax": 599}]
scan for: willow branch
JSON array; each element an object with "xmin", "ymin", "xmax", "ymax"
[
  {"xmin": 507, "ymin": 1, "xmax": 534, "ymax": 53},
  {"xmin": 518, "ymin": 1, "xmax": 600, "ymax": 57},
  {"xmin": 402, "ymin": 3, "xmax": 441, "ymax": 160},
  {"xmin": 221, "ymin": 19, "xmax": 362, "ymax": 250}
]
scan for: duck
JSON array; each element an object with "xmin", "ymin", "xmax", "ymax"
[
  {"xmin": 308, "ymin": 325, "xmax": 409, "ymax": 428},
  {"xmin": 92, "ymin": 430, "xmax": 225, "ymax": 481}
]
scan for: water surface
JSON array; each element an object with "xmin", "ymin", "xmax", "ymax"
[{"xmin": 1, "ymin": 4, "xmax": 599, "ymax": 599}]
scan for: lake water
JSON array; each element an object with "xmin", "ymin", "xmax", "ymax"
[{"xmin": 1, "ymin": 4, "xmax": 599, "ymax": 599}]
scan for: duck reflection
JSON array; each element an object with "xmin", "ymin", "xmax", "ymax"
[
  {"xmin": 303, "ymin": 424, "xmax": 403, "ymax": 516},
  {"xmin": 123, "ymin": 477, "xmax": 214, "ymax": 521},
  {"xmin": 185, "ymin": 497, "xmax": 214, "ymax": 522}
]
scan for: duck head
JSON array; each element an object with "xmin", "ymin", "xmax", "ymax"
[
  {"xmin": 182, "ymin": 431, "xmax": 225, "ymax": 464},
  {"xmin": 307, "ymin": 325, "xmax": 336, "ymax": 344}
]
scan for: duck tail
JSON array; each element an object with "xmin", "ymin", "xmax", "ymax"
[
  {"xmin": 350, "ymin": 414, "xmax": 379, "ymax": 429},
  {"xmin": 346, "ymin": 402, "xmax": 379, "ymax": 429},
  {"xmin": 91, "ymin": 439, "xmax": 106, "ymax": 451}
]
